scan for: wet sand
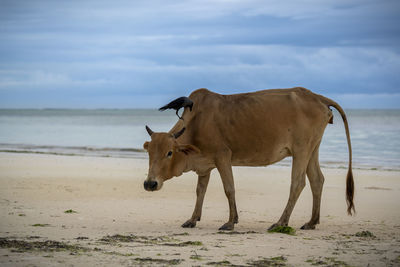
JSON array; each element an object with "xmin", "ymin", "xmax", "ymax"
[{"xmin": 1, "ymin": 153, "xmax": 399, "ymax": 266}]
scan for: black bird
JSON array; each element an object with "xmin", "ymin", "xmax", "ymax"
[{"xmin": 159, "ymin": 97, "xmax": 194, "ymax": 120}]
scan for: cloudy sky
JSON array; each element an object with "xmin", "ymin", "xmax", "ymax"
[{"xmin": 0, "ymin": 0, "xmax": 399, "ymax": 108}]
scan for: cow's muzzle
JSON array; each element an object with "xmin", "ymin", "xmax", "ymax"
[{"xmin": 144, "ymin": 180, "xmax": 158, "ymax": 191}]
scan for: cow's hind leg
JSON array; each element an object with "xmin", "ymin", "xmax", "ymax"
[
  {"xmin": 301, "ymin": 144, "xmax": 324, "ymax": 230},
  {"xmin": 182, "ymin": 172, "xmax": 211, "ymax": 228},
  {"xmin": 269, "ymin": 154, "xmax": 308, "ymax": 230}
]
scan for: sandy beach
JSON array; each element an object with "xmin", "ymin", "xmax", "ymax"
[{"xmin": 0, "ymin": 152, "xmax": 399, "ymax": 266}]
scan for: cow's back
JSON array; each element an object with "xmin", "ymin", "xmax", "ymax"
[{"xmin": 177, "ymin": 88, "xmax": 332, "ymax": 166}]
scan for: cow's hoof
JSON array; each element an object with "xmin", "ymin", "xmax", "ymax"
[
  {"xmin": 300, "ymin": 223, "xmax": 316, "ymax": 230},
  {"xmin": 218, "ymin": 222, "xmax": 234, "ymax": 231},
  {"xmin": 268, "ymin": 223, "xmax": 287, "ymax": 231},
  {"xmin": 181, "ymin": 220, "xmax": 196, "ymax": 228}
]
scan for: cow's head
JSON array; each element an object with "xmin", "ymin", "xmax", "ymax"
[{"xmin": 143, "ymin": 125, "xmax": 200, "ymax": 191}]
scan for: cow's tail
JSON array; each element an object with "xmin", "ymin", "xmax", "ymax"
[{"xmin": 319, "ymin": 94, "xmax": 355, "ymax": 215}]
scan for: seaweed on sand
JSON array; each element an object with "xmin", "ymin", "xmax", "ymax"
[
  {"xmin": 355, "ymin": 230, "xmax": 376, "ymax": 238},
  {"xmin": 267, "ymin": 226, "xmax": 296, "ymax": 235},
  {"xmin": 99, "ymin": 234, "xmax": 203, "ymax": 247},
  {"xmin": 0, "ymin": 237, "xmax": 90, "ymax": 254},
  {"xmin": 248, "ymin": 256, "xmax": 287, "ymax": 266},
  {"xmin": 133, "ymin": 257, "xmax": 183, "ymax": 265}
]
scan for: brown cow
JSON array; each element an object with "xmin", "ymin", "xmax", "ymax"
[{"xmin": 143, "ymin": 87, "xmax": 354, "ymax": 231}]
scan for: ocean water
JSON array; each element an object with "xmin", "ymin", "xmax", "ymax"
[{"xmin": 0, "ymin": 109, "xmax": 399, "ymax": 171}]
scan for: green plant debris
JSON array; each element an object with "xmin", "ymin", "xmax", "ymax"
[
  {"xmin": 190, "ymin": 253, "xmax": 204, "ymax": 261},
  {"xmin": 306, "ymin": 258, "xmax": 327, "ymax": 265},
  {"xmin": 162, "ymin": 240, "xmax": 203, "ymax": 247},
  {"xmin": 206, "ymin": 260, "xmax": 233, "ymax": 266},
  {"xmin": 268, "ymin": 226, "xmax": 296, "ymax": 235},
  {"xmin": 99, "ymin": 234, "xmax": 202, "ymax": 247},
  {"xmin": 355, "ymin": 231, "xmax": 376, "ymax": 238},
  {"xmin": 99, "ymin": 234, "xmax": 139, "ymax": 243},
  {"xmin": 248, "ymin": 256, "xmax": 287, "ymax": 266},
  {"xmin": 306, "ymin": 257, "xmax": 351, "ymax": 267},
  {"xmin": 64, "ymin": 209, "xmax": 78, "ymax": 214},
  {"xmin": 31, "ymin": 224, "xmax": 51, "ymax": 227},
  {"xmin": 217, "ymin": 231, "xmax": 258, "ymax": 235},
  {"xmin": 0, "ymin": 238, "xmax": 90, "ymax": 254},
  {"xmin": 133, "ymin": 257, "xmax": 183, "ymax": 265},
  {"xmin": 340, "ymin": 234, "xmax": 352, "ymax": 239},
  {"xmin": 174, "ymin": 241, "xmax": 203, "ymax": 246},
  {"xmin": 18, "ymin": 214, "xmax": 26, "ymax": 217}
]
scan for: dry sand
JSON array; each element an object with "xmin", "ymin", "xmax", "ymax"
[{"xmin": 0, "ymin": 152, "xmax": 399, "ymax": 266}]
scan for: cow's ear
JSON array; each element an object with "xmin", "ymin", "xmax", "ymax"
[
  {"xmin": 143, "ymin": 141, "xmax": 150, "ymax": 151},
  {"xmin": 177, "ymin": 144, "xmax": 200, "ymax": 155}
]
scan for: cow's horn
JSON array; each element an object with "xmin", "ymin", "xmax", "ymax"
[
  {"xmin": 145, "ymin": 125, "xmax": 154, "ymax": 136},
  {"xmin": 173, "ymin": 127, "xmax": 185, "ymax": 139}
]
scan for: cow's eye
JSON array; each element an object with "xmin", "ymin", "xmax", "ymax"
[{"xmin": 166, "ymin": 151, "xmax": 173, "ymax": 158}]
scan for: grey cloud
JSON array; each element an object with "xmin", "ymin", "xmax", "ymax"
[{"xmin": 0, "ymin": 0, "xmax": 399, "ymax": 108}]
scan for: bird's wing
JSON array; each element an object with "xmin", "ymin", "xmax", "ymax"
[{"xmin": 159, "ymin": 97, "xmax": 187, "ymax": 111}]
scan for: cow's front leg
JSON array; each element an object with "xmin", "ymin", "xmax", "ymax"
[
  {"xmin": 182, "ymin": 172, "xmax": 211, "ymax": 228},
  {"xmin": 216, "ymin": 155, "xmax": 238, "ymax": 231}
]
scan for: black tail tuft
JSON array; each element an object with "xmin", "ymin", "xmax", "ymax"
[{"xmin": 346, "ymin": 168, "xmax": 355, "ymax": 215}]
